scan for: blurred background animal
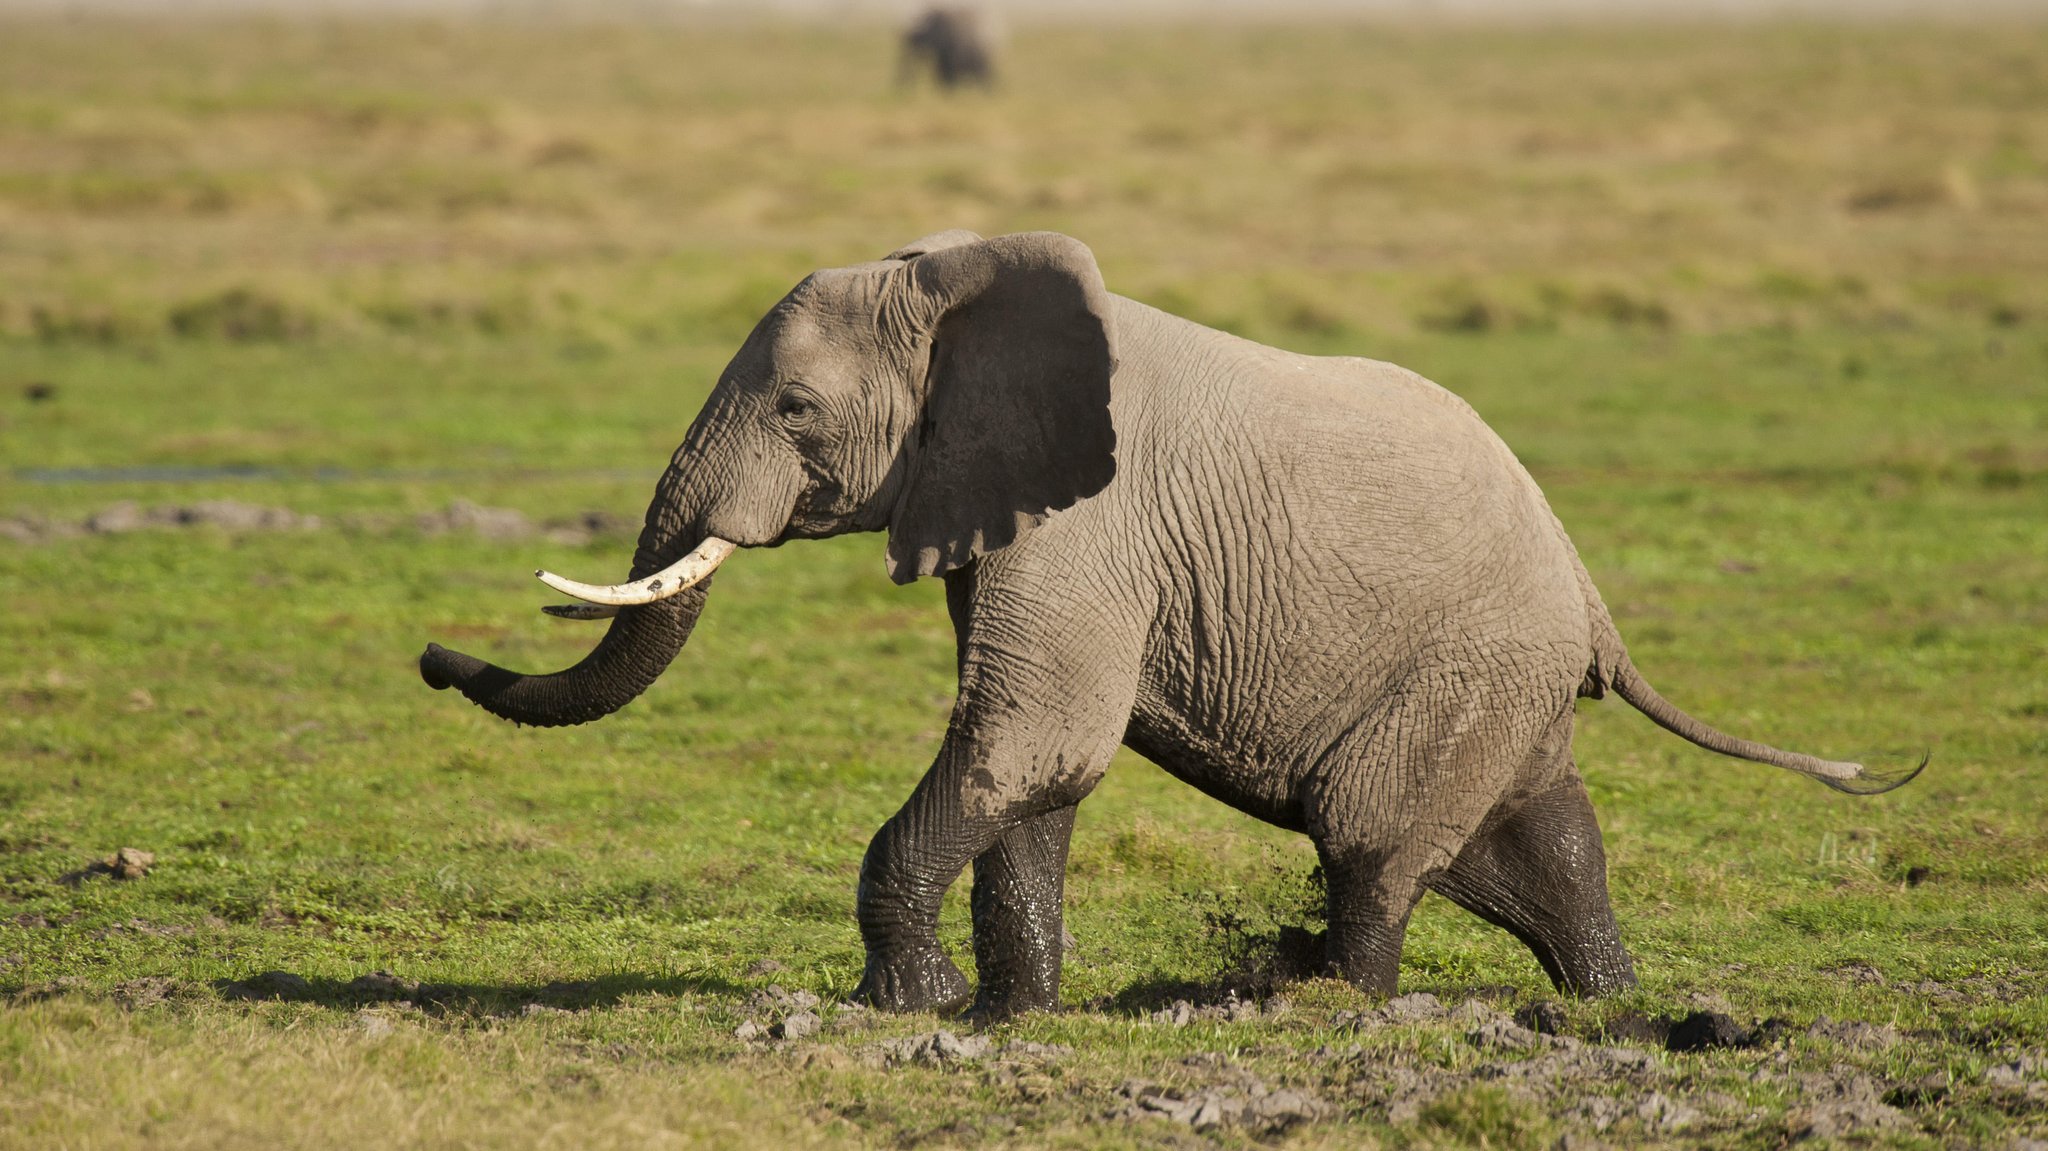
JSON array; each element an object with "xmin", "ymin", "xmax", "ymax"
[{"xmin": 900, "ymin": 5, "xmax": 997, "ymax": 91}]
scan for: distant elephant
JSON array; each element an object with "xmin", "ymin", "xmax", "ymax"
[
  {"xmin": 899, "ymin": 6, "xmax": 996, "ymax": 91},
  {"xmin": 420, "ymin": 231, "xmax": 1917, "ymax": 1019}
]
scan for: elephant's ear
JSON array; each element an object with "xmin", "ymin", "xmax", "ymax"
[
  {"xmin": 884, "ymin": 229, "xmax": 984, "ymax": 261},
  {"xmin": 885, "ymin": 231, "xmax": 1118, "ymax": 584}
]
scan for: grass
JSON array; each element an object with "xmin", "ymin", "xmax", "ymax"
[{"xmin": 1, "ymin": 11, "xmax": 2045, "ymax": 1150}]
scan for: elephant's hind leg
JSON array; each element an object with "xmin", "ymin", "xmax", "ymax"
[
  {"xmin": 1428, "ymin": 767, "xmax": 1637, "ymax": 996},
  {"xmin": 1314, "ymin": 841, "xmax": 1444, "ymax": 997},
  {"xmin": 967, "ymin": 805, "xmax": 1077, "ymax": 1021},
  {"xmin": 1306, "ymin": 685, "xmax": 1534, "ymax": 998}
]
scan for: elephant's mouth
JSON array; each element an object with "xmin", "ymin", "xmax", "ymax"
[{"xmin": 533, "ymin": 535, "xmax": 737, "ymax": 618}]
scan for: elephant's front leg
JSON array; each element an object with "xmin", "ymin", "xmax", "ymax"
[
  {"xmin": 853, "ymin": 752, "xmax": 1103, "ymax": 1014},
  {"xmin": 854, "ymin": 554, "xmax": 1140, "ymax": 1014},
  {"xmin": 851, "ymin": 770, "xmax": 991, "ymax": 1014},
  {"xmin": 968, "ymin": 805, "xmax": 1077, "ymax": 1021}
]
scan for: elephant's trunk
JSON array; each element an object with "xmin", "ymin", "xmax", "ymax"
[
  {"xmin": 418, "ymin": 480, "xmax": 719, "ymax": 726},
  {"xmin": 418, "ymin": 580, "xmax": 710, "ymax": 727}
]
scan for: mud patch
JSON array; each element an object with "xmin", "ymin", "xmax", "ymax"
[
  {"xmin": 1, "ymin": 499, "xmax": 629, "ymax": 547},
  {"xmin": 413, "ymin": 499, "xmax": 534, "ymax": 541},
  {"xmin": 110, "ymin": 975, "xmax": 200, "ymax": 1010},
  {"xmin": 3, "ymin": 502, "xmax": 320, "ymax": 544}
]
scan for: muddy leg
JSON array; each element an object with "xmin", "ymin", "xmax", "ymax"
[
  {"xmin": 1315, "ymin": 842, "xmax": 1436, "ymax": 997},
  {"xmin": 967, "ymin": 805, "xmax": 1076, "ymax": 1021},
  {"xmin": 1430, "ymin": 768, "xmax": 1637, "ymax": 995}
]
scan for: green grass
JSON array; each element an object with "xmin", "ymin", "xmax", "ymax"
[{"xmin": 2, "ymin": 12, "xmax": 2046, "ymax": 1150}]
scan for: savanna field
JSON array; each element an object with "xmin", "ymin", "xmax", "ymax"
[{"xmin": 1, "ymin": 13, "xmax": 2045, "ymax": 1149}]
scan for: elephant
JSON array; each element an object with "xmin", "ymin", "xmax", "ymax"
[
  {"xmin": 420, "ymin": 230, "xmax": 1918, "ymax": 1020},
  {"xmin": 899, "ymin": 6, "xmax": 996, "ymax": 91}
]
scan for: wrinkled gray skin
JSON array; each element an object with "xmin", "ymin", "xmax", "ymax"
[
  {"xmin": 899, "ymin": 7, "xmax": 995, "ymax": 91},
  {"xmin": 421, "ymin": 231, "xmax": 1915, "ymax": 1020}
]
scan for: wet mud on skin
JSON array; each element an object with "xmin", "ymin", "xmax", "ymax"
[{"xmin": 11, "ymin": 963, "xmax": 2044, "ymax": 1147}]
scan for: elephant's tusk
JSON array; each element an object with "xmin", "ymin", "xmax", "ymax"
[
  {"xmin": 541, "ymin": 603, "xmax": 620, "ymax": 620},
  {"xmin": 535, "ymin": 536, "xmax": 736, "ymax": 606}
]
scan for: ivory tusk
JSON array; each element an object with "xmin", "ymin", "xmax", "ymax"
[
  {"xmin": 534, "ymin": 536, "xmax": 736, "ymax": 606},
  {"xmin": 541, "ymin": 604, "xmax": 620, "ymax": 620}
]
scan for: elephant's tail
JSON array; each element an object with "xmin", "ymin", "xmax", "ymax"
[
  {"xmin": 1606, "ymin": 659, "xmax": 1923, "ymax": 795},
  {"xmin": 1560, "ymin": 525, "xmax": 1921, "ymax": 796}
]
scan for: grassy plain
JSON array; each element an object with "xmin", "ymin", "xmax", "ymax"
[{"xmin": 1, "ymin": 12, "xmax": 2046, "ymax": 1150}]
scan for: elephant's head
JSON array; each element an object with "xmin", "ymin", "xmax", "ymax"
[{"xmin": 419, "ymin": 230, "xmax": 1119, "ymax": 727}]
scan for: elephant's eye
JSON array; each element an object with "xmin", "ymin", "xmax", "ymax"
[{"xmin": 776, "ymin": 392, "xmax": 818, "ymax": 424}]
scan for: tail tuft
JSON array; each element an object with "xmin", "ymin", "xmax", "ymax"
[{"xmin": 1817, "ymin": 752, "xmax": 1928, "ymax": 796}]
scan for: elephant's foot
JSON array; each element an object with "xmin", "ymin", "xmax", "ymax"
[
  {"xmin": 1317, "ymin": 848, "xmax": 1423, "ymax": 999},
  {"xmin": 1557, "ymin": 953, "xmax": 1638, "ymax": 997},
  {"xmin": 963, "ymin": 976, "xmax": 1060, "ymax": 1026},
  {"xmin": 854, "ymin": 947, "xmax": 972, "ymax": 1014}
]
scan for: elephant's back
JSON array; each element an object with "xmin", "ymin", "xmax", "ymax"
[
  {"xmin": 1227, "ymin": 349, "xmax": 1568, "ymax": 587},
  {"xmin": 1121, "ymin": 335, "xmax": 1594, "ymax": 795}
]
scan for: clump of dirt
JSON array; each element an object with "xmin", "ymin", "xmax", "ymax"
[
  {"xmin": 1327, "ymin": 990, "xmax": 1449, "ymax": 1031},
  {"xmin": 1117, "ymin": 1071, "xmax": 1327, "ymax": 1135},
  {"xmin": 1826, "ymin": 960, "xmax": 1889, "ymax": 986},
  {"xmin": 10, "ymin": 976, "xmax": 91, "ymax": 1002},
  {"xmin": 1148, "ymin": 990, "xmax": 1278, "ymax": 1027},
  {"xmin": 772, "ymin": 1010, "xmax": 821, "ymax": 1040},
  {"xmin": 1665, "ymin": 1009, "xmax": 1755, "ymax": 1052},
  {"xmin": 870, "ymin": 1029, "xmax": 993, "ymax": 1066},
  {"xmin": 1807, "ymin": 1016, "xmax": 1902, "ymax": 1050},
  {"xmin": 732, "ymin": 985, "xmax": 837, "ymax": 1044},
  {"xmin": 1516, "ymin": 1000, "xmax": 1569, "ymax": 1035},
  {"xmin": 1783, "ymin": 1068, "xmax": 1914, "ymax": 1140},
  {"xmin": 57, "ymin": 847, "xmax": 155, "ymax": 885},
  {"xmin": 1575, "ymin": 1090, "xmax": 1704, "ymax": 1135},
  {"xmin": 1342, "ymin": 1000, "xmax": 1680, "ymax": 1129},
  {"xmin": 1467, "ymin": 1014, "xmax": 1547, "ymax": 1053},
  {"xmin": 217, "ymin": 970, "xmax": 312, "ymax": 1001},
  {"xmin": 1983, "ymin": 1054, "xmax": 2044, "ymax": 1088},
  {"xmin": 748, "ymin": 984, "xmax": 820, "ymax": 1012},
  {"xmin": 110, "ymin": 976, "xmax": 199, "ymax": 1010},
  {"xmin": 343, "ymin": 970, "xmax": 420, "ymax": 1002},
  {"xmin": 1595, "ymin": 1008, "xmax": 1670, "ymax": 1046}
]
